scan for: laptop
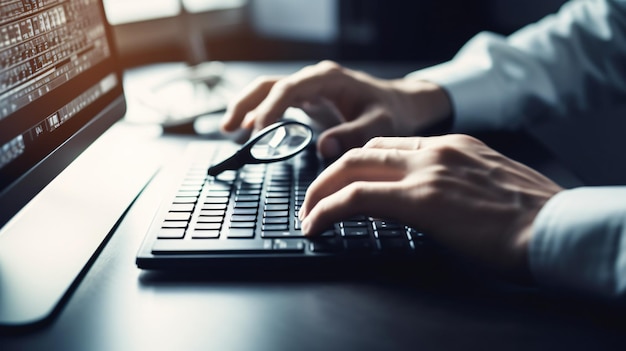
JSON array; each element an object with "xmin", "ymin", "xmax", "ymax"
[{"xmin": 0, "ymin": 0, "xmax": 428, "ymax": 328}]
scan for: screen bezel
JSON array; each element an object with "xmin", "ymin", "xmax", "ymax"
[{"xmin": 0, "ymin": 1, "xmax": 126, "ymax": 227}]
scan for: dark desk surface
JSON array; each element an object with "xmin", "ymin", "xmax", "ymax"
[{"xmin": 1, "ymin": 62, "xmax": 625, "ymax": 351}]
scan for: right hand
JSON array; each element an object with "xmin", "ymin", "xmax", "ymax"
[
  {"xmin": 221, "ymin": 60, "xmax": 453, "ymax": 159},
  {"xmin": 298, "ymin": 135, "xmax": 564, "ymax": 276}
]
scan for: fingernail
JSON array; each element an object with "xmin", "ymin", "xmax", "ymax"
[
  {"xmin": 220, "ymin": 118, "xmax": 231, "ymax": 131},
  {"xmin": 298, "ymin": 208, "xmax": 306, "ymax": 221},
  {"xmin": 320, "ymin": 137, "xmax": 341, "ymax": 159},
  {"xmin": 242, "ymin": 112, "xmax": 256, "ymax": 128},
  {"xmin": 301, "ymin": 218, "xmax": 310, "ymax": 235}
]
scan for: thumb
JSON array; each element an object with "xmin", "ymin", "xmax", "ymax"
[{"xmin": 317, "ymin": 114, "xmax": 391, "ymax": 159}]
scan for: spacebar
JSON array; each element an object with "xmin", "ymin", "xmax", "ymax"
[{"xmin": 152, "ymin": 239, "xmax": 273, "ymax": 254}]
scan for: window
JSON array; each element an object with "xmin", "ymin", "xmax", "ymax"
[{"xmin": 103, "ymin": 0, "xmax": 246, "ymax": 25}]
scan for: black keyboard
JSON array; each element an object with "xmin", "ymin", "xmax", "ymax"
[{"xmin": 136, "ymin": 142, "xmax": 429, "ymax": 270}]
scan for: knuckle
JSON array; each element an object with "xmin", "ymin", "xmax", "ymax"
[
  {"xmin": 369, "ymin": 109, "xmax": 394, "ymax": 126},
  {"xmin": 447, "ymin": 133, "xmax": 481, "ymax": 146},
  {"xmin": 414, "ymin": 174, "xmax": 447, "ymax": 203},
  {"xmin": 317, "ymin": 60, "xmax": 342, "ymax": 72},
  {"xmin": 343, "ymin": 182, "xmax": 367, "ymax": 204},
  {"xmin": 380, "ymin": 148, "xmax": 403, "ymax": 168},
  {"xmin": 252, "ymin": 75, "xmax": 277, "ymax": 87},
  {"xmin": 363, "ymin": 136, "xmax": 386, "ymax": 148},
  {"xmin": 427, "ymin": 145, "xmax": 456, "ymax": 163},
  {"xmin": 339, "ymin": 148, "xmax": 366, "ymax": 167},
  {"xmin": 272, "ymin": 78, "xmax": 294, "ymax": 96}
]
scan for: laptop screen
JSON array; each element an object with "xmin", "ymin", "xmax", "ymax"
[{"xmin": 0, "ymin": 0, "xmax": 123, "ymax": 223}]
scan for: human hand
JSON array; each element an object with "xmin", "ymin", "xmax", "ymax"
[
  {"xmin": 221, "ymin": 60, "xmax": 452, "ymax": 159},
  {"xmin": 298, "ymin": 135, "xmax": 563, "ymax": 274}
]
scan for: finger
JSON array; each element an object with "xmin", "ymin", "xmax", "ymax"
[
  {"xmin": 251, "ymin": 61, "xmax": 355, "ymax": 131},
  {"xmin": 362, "ymin": 135, "xmax": 455, "ymax": 151},
  {"xmin": 299, "ymin": 97, "xmax": 343, "ymax": 130},
  {"xmin": 299, "ymin": 148, "xmax": 408, "ymax": 219},
  {"xmin": 363, "ymin": 136, "xmax": 423, "ymax": 151},
  {"xmin": 316, "ymin": 107, "xmax": 396, "ymax": 159},
  {"xmin": 301, "ymin": 181, "xmax": 404, "ymax": 236},
  {"xmin": 221, "ymin": 76, "xmax": 281, "ymax": 132}
]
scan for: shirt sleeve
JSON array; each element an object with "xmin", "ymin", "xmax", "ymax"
[
  {"xmin": 407, "ymin": 0, "xmax": 626, "ymax": 299},
  {"xmin": 531, "ymin": 187, "xmax": 626, "ymax": 298},
  {"xmin": 408, "ymin": 0, "xmax": 626, "ymax": 133}
]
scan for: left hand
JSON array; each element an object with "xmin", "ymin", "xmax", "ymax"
[{"xmin": 298, "ymin": 135, "xmax": 563, "ymax": 274}]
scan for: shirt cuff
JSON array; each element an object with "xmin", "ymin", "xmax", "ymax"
[
  {"xmin": 530, "ymin": 187, "xmax": 626, "ymax": 298},
  {"xmin": 407, "ymin": 32, "xmax": 534, "ymax": 133}
]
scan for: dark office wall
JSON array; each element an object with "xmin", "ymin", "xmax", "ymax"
[
  {"xmin": 234, "ymin": 0, "xmax": 569, "ymax": 62},
  {"xmin": 337, "ymin": 0, "xmax": 488, "ymax": 61},
  {"xmin": 335, "ymin": 0, "xmax": 568, "ymax": 62},
  {"xmin": 113, "ymin": 0, "xmax": 570, "ymax": 66}
]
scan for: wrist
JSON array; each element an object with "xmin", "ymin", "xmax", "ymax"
[{"xmin": 390, "ymin": 79, "xmax": 454, "ymax": 135}]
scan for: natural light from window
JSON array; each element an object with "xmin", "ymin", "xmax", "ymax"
[{"xmin": 103, "ymin": 0, "xmax": 246, "ymax": 25}]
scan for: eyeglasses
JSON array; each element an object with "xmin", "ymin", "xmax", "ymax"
[{"xmin": 207, "ymin": 120, "xmax": 314, "ymax": 176}]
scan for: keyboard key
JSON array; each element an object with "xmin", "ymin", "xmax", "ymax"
[
  {"xmin": 235, "ymin": 195, "xmax": 260, "ymax": 202},
  {"xmin": 202, "ymin": 203, "xmax": 227, "ymax": 211},
  {"xmin": 233, "ymin": 208, "xmax": 257, "ymax": 215},
  {"xmin": 273, "ymin": 239, "xmax": 305, "ymax": 252},
  {"xmin": 266, "ymin": 192, "xmax": 290, "ymax": 198},
  {"xmin": 234, "ymin": 201, "xmax": 259, "ymax": 209},
  {"xmin": 261, "ymin": 230, "xmax": 304, "ymax": 238},
  {"xmin": 341, "ymin": 227, "xmax": 370, "ymax": 238},
  {"xmin": 268, "ymin": 186, "xmax": 290, "ymax": 192},
  {"xmin": 173, "ymin": 196, "xmax": 197, "ymax": 204},
  {"xmin": 152, "ymin": 239, "xmax": 273, "ymax": 254},
  {"xmin": 195, "ymin": 222, "xmax": 222, "ymax": 230},
  {"xmin": 376, "ymin": 230, "xmax": 404, "ymax": 238},
  {"xmin": 157, "ymin": 228, "xmax": 186, "ymax": 239},
  {"xmin": 240, "ymin": 182, "xmax": 262, "ymax": 189},
  {"xmin": 206, "ymin": 183, "xmax": 231, "ymax": 191},
  {"xmin": 266, "ymin": 198, "xmax": 289, "ymax": 204},
  {"xmin": 231, "ymin": 215, "xmax": 257, "ymax": 222},
  {"xmin": 237, "ymin": 189, "xmax": 261, "ymax": 196},
  {"xmin": 341, "ymin": 220, "xmax": 369, "ymax": 228},
  {"xmin": 408, "ymin": 228, "xmax": 426, "ymax": 241},
  {"xmin": 263, "ymin": 211, "xmax": 289, "ymax": 218},
  {"xmin": 204, "ymin": 197, "xmax": 229, "ymax": 204},
  {"xmin": 206, "ymin": 190, "xmax": 230, "ymax": 197},
  {"xmin": 309, "ymin": 237, "xmax": 343, "ymax": 253},
  {"xmin": 262, "ymin": 224, "xmax": 289, "ymax": 231},
  {"xmin": 191, "ymin": 230, "xmax": 220, "ymax": 239},
  {"xmin": 200, "ymin": 209, "xmax": 225, "ymax": 217},
  {"xmin": 227, "ymin": 228, "xmax": 255, "ymax": 238},
  {"xmin": 344, "ymin": 239, "xmax": 375, "ymax": 253},
  {"xmin": 197, "ymin": 216, "xmax": 223, "ymax": 223},
  {"xmin": 177, "ymin": 190, "xmax": 200, "ymax": 197},
  {"xmin": 378, "ymin": 238, "xmax": 411, "ymax": 252},
  {"xmin": 263, "ymin": 217, "xmax": 288, "ymax": 224},
  {"xmin": 162, "ymin": 221, "xmax": 188, "ymax": 229},
  {"xmin": 169, "ymin": 203, "xmax": 194, "ymax": 212},
  {"xmin": 165, "ymin": 212, "xmax": 191, "ymax": 221},
  {"xmin": 264, "ymin": 204, "xmax": 288, "ymax": 211},
  {"xmin": 179, "ymin": 185, "xmax": 203, "ymax": 192},
  {"xmin": 320, "ymin": 229, "xmax": 336, "ymax": 237},
  {"xmin": 373, "ymin": 221, "xmax": 402, "ymax": 230},
  {"xmin": 229, "ymin": 221, "xmax": 256, "ymax": 229}
]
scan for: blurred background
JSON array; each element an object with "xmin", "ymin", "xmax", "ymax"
[
  {"xmin": 103, "ymin": 0, "xmax": 568, "ymax": 68},
  {"xmin": 106, "ymin": 0, "xmax": 626, "ymax": 185}
]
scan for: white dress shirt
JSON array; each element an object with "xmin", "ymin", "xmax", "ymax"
[{"xmin": 411, "ymin": 0, "xmax": 626, "ymax": 298}]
